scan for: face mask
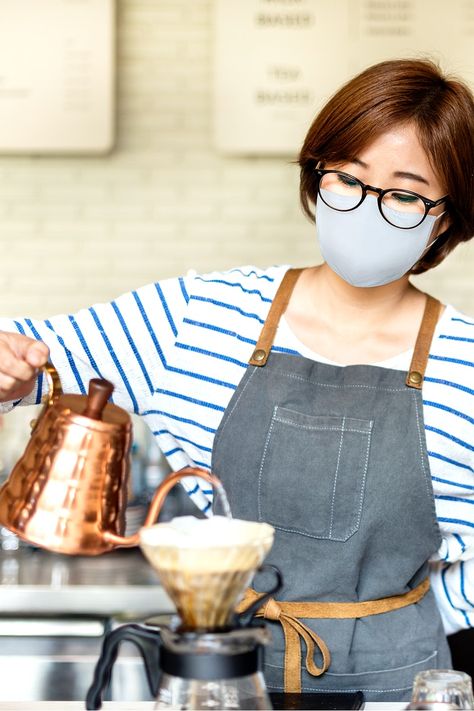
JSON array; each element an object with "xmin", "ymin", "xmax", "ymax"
[{"xmin": 316, "ymin": 190, "xmax": 444, "ymax": 287}]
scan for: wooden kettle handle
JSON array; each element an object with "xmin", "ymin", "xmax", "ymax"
[{"xmin": 83, "ymin": 379, "xmax": 114, "ymax": 420}]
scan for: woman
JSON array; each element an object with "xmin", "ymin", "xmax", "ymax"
[{"xmin": 0, "ymin": 59, "xmax": 473, "ymax": 702}]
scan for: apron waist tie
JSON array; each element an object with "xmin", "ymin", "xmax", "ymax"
[{"xmin": 237, "ymin": 577, "xmax": 430, "ymax": 693}]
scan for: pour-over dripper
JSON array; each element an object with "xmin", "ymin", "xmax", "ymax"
[
  {"xmin": 87, "ymin": 516, "xmax": 281, "ymax": 710},
  {"xmin": 139, "ymin": 516, "xmax": 275, "ymax": 629}
]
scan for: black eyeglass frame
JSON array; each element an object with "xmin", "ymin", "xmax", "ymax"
[{"xmin": 315, "ymin": 168, "xmax": 448, "ymax": 230}]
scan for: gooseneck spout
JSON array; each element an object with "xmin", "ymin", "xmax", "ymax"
[{"xmin": 102, "ymin": 467, "xmax": 222, "ymax": 548}]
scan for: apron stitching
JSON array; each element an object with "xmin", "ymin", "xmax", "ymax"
[
  {"xmin": 282, "ymin": 372, "xmax": 407, "ymax": 392},
  {"xmin": 275, "ymin": 407, "xmax": 373, "ymax": 430},
  {"xmin": 413, "ymin": 393, "xmax": 443, "ymax": 544},
  {"xmin": 274, "ymin": 418, "xmax": 371, "ymax": 435},
  {"xmin": 329, "ymin": 417, "xmax": 345, "ymax": 538},
  {"xmin": 357, "ymin": 427, "xmax": 372, "ymax": 527},
  {"xmin": 212, "ymin": 365, "xmax": 259, "ymax": 452},
  {"xmin": 323, "ymin": 651, "xmax": 438, "ymax": 676},
  {"xmin": 263, "ymin": 521, "xmax": 360, "ymax": 541},
  {"xmin": 289, "ymin": 685, "xmax": 414, "ymax": 693},
  {"xmin": 258, "ymin": 409, "xmax": 277, "ymax": 521},
  {"xmin": 414, "ymin": 394, "xmax": 431, "ymax": 500}
]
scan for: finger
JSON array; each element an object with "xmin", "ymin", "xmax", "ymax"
[
  {"xmin": 0, "ymin": 342, "xmax": 38, "ymax": 381},
  {"xmin": 0, "ymin": 372, "xmax": 17, "ymax": 394},
  {"xmin": 25, "ymin": 341, "xmax": 49, "ymax": 368},
  {"xmin": 0, "ymin": 332, "xmax": 35, "ymax": 361},
  {"xmin": 0, "ymin": 355, "xmax": 37, "ymax": 383}
]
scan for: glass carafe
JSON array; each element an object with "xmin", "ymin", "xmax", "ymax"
[
  {"xmin": 85, "ymin": 621, "xmax": 273, "ymax": 710},
  {"xmin": 156, "ymin": 624, "xmax": 272, "ymax": 710}
]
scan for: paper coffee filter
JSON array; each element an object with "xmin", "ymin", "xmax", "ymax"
[{"xmin": 139, "ymin": 516, "xmax": 275, "ymax": 628}]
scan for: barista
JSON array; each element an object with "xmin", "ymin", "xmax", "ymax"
[{"xmin": 0, "ymin": 59, "xmax": 474, "ymax": 703}]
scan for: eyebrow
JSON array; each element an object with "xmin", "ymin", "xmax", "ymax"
[{"xmin": 350, "ymin": 158, "xmax": 430, "ymax": 186}]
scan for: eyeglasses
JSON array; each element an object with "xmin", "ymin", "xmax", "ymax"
[{"xmin": 315, "ymin": 169, "xmax": 448, "ymax": 230}]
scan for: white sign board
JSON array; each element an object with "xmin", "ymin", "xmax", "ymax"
[
  {"xmin": 0, "ymin": 0, "xmax": 115, "ymax": 154},
  {"xmin": 214, "ymin": 0, "xmax": 474, "ymax": 155}
]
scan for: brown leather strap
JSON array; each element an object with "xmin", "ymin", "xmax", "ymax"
[
  {"xmin": 237, "ymin": 577, "xmax": 430, "ymax": 693},
  {"xmin": 406, "ymin": 296, "xmax": 442, "ymax": 389},
  {"xmin": 249, "ymin": 268, "xmax": 303, "ymax": 366}
]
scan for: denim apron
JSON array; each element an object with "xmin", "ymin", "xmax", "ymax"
[{"xmin": 211, "ymin": 268, "xmax": 451, "ymax": 703}]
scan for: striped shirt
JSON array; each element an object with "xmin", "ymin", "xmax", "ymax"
[{"xmin": 0, "ymin": 264, "xmax": 473, "ymax": 635}]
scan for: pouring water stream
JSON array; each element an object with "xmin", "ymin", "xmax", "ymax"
[{"xmin": 212, "ymin": 480, "xmax": 232, "ymax": 519}]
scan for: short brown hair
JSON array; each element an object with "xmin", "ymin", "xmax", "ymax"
[{"xmin": 299, "ymin": 58, "xmax": 474, "ymax": 274}]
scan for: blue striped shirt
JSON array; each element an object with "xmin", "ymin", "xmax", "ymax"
[{"xmin": 0, "ymin": 264, "xmax": 473, "ymax": 635}]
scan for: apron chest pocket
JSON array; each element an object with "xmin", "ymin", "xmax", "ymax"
[{"xmin": 258, "ymin": 406, "xmax": 373, "ymax": 542}]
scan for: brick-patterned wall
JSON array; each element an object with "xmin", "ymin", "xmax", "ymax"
[
  {"xmin": 0, "ymin": 0, "xmax": 472, "ymax": 320},
  {"xmin": 0, "ymin": 0, "xmax": 472, "ymax": 476}
]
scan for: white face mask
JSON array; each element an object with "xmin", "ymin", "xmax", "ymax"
[{"xmin": 316, "ymin": 190, "xmax": 444, "ymax": 287}]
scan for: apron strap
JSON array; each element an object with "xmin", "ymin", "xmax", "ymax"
[
  {"xmin": 406, "ymin": 295, "xmax": 442, "ymax": 389},
  {"xmin": 237, "ymin": 577, "xmax": 430, "ymax": 693},
  {"xmin": 249, "ymin": 268, "xmax": 303, "ymax": 366}
]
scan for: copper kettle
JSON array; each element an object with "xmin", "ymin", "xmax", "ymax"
[{"xmin": 0, "ymin": 365, "xmax": 218, "ymax": 555}]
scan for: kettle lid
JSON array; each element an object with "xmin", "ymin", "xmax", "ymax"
[{"xmin": 43, "ymin": 364, "xmax": 130, "ymax": 428}]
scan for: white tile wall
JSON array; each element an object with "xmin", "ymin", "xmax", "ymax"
[{"xmin": 0, "ymin": 0, "xmax": 472, "ymax": 321}]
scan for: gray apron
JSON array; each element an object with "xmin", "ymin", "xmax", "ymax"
[{"xmin": 211, "ymin": 268, "xmax": 451, "ymax": 703}]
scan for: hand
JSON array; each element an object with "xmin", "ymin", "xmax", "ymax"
[{"xmin": 0, "ymin": 332, "xmax": 49, "ymax": 402}]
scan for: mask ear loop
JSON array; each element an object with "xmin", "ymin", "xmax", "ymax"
[
  {"xmin": 419, "ymin": 209, "xmax": 448, "ymax": 259},
  {"xmin": 314, "ymin": 160, "xmax": 323, "ymax": 213}
]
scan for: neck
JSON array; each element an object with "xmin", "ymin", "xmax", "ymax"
[{"xmin": 310, "ymin": 264, "xmax": 418, "ymax": 328}]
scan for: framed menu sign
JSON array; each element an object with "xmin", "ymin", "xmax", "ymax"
[
  {"xmin": 214, "ymin": 0, "xmax": 474, "ymax": 155},
  {"xmin": 0, "ymin": 0, "xmax": 115, "ymax": 154}
]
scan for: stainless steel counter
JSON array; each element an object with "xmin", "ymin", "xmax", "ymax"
[
  {"xmin": 0, "ymin": 546, "xmax": 174, "ymax": 617},
  {"xmin": 0, "ymin": 547, "xmax": 174, "ymax": 703}
]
